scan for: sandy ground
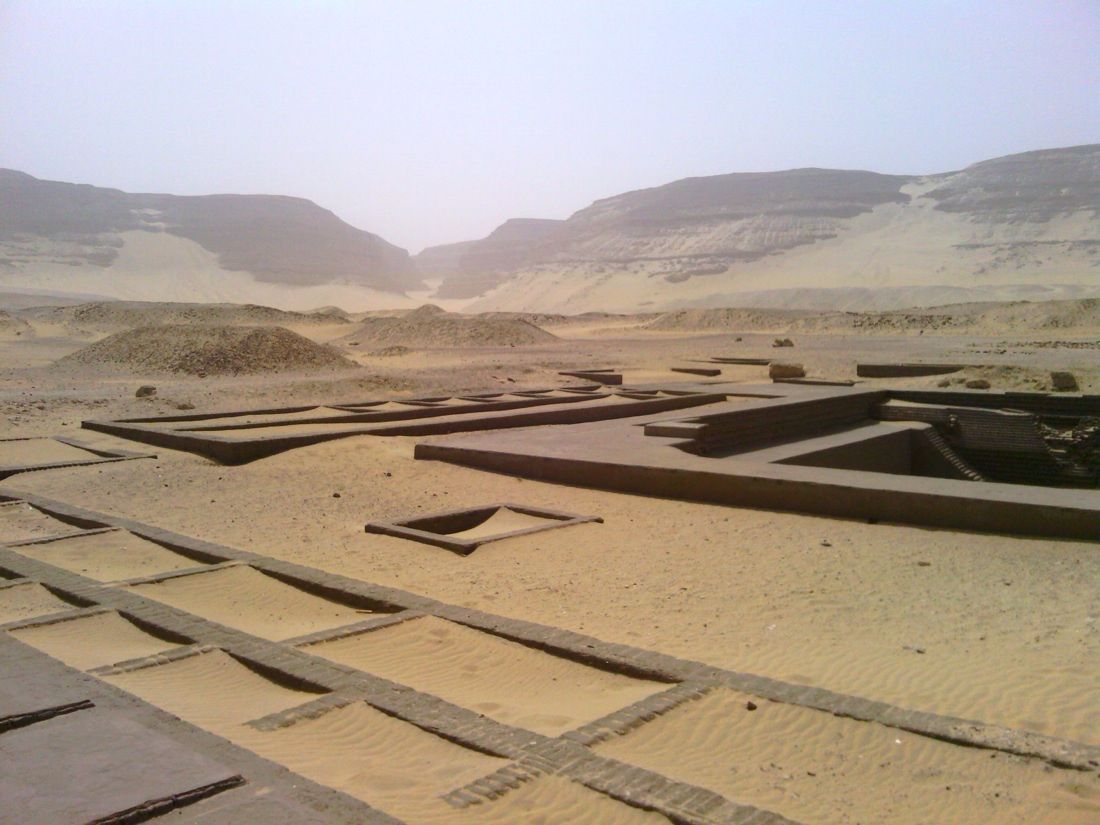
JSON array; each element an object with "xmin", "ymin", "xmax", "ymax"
[
  {"xmin": 0, "ymin": 581, "xmax": 78, "ymax": 623},
  {"xmin": 1, "ymin": 309, "xmax": 1098, "ymax": 823},
  {"xmin": 597, "ymin": 688, "xmax": 1099, "ymax": 825},
  {"xmin": 305, "ymin": 615, "xmax": 665, "ymax": 736},
  {"xmin": 0, "ymin": 438, "xmax": 99, "ymax": 465},
  {"xmin": 13, "ymin": 530, "xmax": 201, "ymax": 581},
  {"xmin": 9, "ymin": 611, "xmax": 180, "ymax": 670},
  {"xmin": 126, "ymin": 564, "xmax": 375, "ymax": 641}
]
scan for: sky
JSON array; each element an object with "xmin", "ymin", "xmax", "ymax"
[{"xmin": 1, "ymin": 1, "xmax": 1098, "ymax": 253}]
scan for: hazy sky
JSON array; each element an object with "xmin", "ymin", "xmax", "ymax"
[{"xmin": 2, "ymin": 1, "xmax": 1098, "ymax": 252}]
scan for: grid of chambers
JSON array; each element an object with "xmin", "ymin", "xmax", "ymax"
[
  {"xmin": 4, "ymin": 497, "xmax": 1096, "ymax": 825},
  {"xmin": 0, "ymin": 499, "xmax": 689, "ymax": 825}
]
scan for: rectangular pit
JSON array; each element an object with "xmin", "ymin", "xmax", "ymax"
[
  {"xmin": 0, "ymin": 501, "xmax": 83, "ymax": 543},
  {"xmin": 9, "ymin": 610, "xmax": 186, "ymax": 670},
  {"xmin": 0, "ymin": 581, "xmax": 85, "ymax": 625},
  {"xmin": 125, "ymin": 564, "xmax": 390, "ymax": 641},
  {"xmin": 9, "ymin": 529, "xmax": 217, "ymax": 582},
  {"xmin": 366, "ymin": 503, "xmax": 603, "ymax": 554},
  {"xmin": 101, "ymin": 648, "xmax": 327, "ymax": 736},
  {"xmin": 235, "ymin": 701, "xmax": 508, "ymax": 822}
]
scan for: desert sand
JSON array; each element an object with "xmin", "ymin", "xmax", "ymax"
[
  {"xmin": 0, "ymin": 581, "xmax": 78, "ymax": 623},
  {"xmin": 14, "ymin": 529, "xmax": 200, "ymax": 582},
  {"xmin": 304, "ymin": 615, "xmax": 665, "ymax": 735},
  {"xmin": 1, "ymin": 297, "xmax": 1098, "ymax": 823},
  {"xmin": 9, "ymin": 610, "xmax": 180, "ymax": 670},
  {"xmin": 126, "ymin": 564, "xmax": 373, "ymax": 641}
]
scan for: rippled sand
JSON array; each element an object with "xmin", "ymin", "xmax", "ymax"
[
  {"xmin": 421, "ymin": 776, "xmax": 674, "ymax": 825},
  {"xmin": 304, "ymin": 616, "xmax": 665, "ymax": 735},
  {"xmin": 597, "ymin": 688, "xmax": 1100, "ymax": 825},
  {"xmin": 234, "ymin": 701, "xmax": 506, "ymax": 822}
]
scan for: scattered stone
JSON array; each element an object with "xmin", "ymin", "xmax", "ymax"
[
  {"xmin": 769, "ymin": 362, "xmax": 806, "ymax": 379},
  {"xmin": 772, "ymin": 337, "xmax": 794, "ymax": 348},
  {"xmin": 903, "ymin": 645, "xmax": 926, "ymax": 654},
  {"xmin": 936, "ymin": 378, "xmax": 951, "ymax": 387},
  {"xmin": 332, "ymin": 492, "xmax": 341, "ymax": 498},
  {"xmin": 917, "ymin": 560, "xmax": 931, "ymax": 567},
  {"xmin": 175, "ymin": 402, "xmax": 195, "ymax": 410},
  {"xmin": 820, "ymin": 539, "xmax": 832, "ymax": 547},
  {"xmin": 965, "ymin": 379, "xmax": 991, "ymax": 389},
  {"xmin": 135, "ymin": 385, "xmax": 156, "ymax": 398},
  {"xmin": 745, "ymin": 701, "xmax": 758, "ymax": 711},
  {"xmin": 1050, "ymin": 371, "xmax": 1079, "ymax": 392}
]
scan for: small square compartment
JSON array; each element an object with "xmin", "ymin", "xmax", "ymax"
[{"xmin": 365, "ymin": 503, "xmax": 602, "ymax": 554}]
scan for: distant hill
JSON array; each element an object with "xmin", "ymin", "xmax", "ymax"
[
  {"xmin": 431, "ymin": 144, "xmax": 1100, "ymax": 313},
  {"xmin": 416, "ymin": 218, "xmax": 565, "ymax": 298},
  {"xmin": 0, "ymin": 169, "xmax": 423, "ymax": 305}
]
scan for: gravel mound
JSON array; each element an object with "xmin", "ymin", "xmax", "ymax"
[
  {"xmin": 56, "ymin": 324, "xmax": 354, "ymax": 375},
  {"xmin": 337, "ymin": 304, "xmax": 557, "ymax": 348}
]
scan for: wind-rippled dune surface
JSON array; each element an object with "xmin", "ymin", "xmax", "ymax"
[
  {"xmin": 762, "ymin": 642, "xmax": 1100, "ymax": 747},
  {"xmin": 10, "ymin": 610, "xmax": 179, "ymax": 670},
  {"xmin": 126, "ymin": 564, "xmax": 370, "ymax": 641},
  {"xmin": 14, "ymin": 530, "xmax": 199, "ymax": 581},
  {"xmin": 304, "ymin": 616, "xmax": 665, "ymax": 736},
  {"xmin": 597, "ymin": 688, "xmax": 1100, "ymax": 825}
]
